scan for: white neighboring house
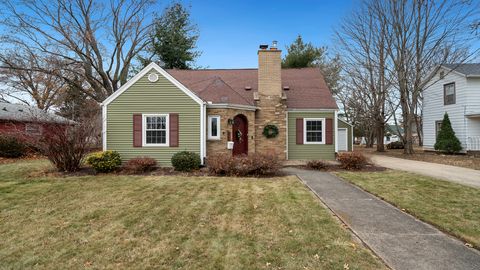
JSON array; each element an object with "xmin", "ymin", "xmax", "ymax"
[{"xmin": 423, "ymin": 64, "xmax": 480, "ymax": 153}]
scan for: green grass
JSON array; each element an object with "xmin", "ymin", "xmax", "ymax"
[
  {"xmin": 337, "ymin": 170, "xmax": 480, "ymax": 248},
  {"xmin": 0, "ymin": 160, "xmax": 385, "ymax": 269}
]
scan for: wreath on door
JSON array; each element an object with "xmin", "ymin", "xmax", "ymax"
[{"xmin": 262, "ymin": 124, "xmax": 279, "ymax": 138}]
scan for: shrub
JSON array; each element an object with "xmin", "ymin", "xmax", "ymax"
[
  {"xmin": 434, "ymin": 113, "xmax": 462, "ymax": 154},
  {"xmin": 171, "ymin": 151, "xmax": 201, "ymax": 172},
  {"xmin": 207, "ymin": 153, "xmax": 281, "ymax": 176},
  {"xmin": 337, "ymin": 152, "xmax": 368, "ymax": 170},
  {"xmin": 306, "ymin": 160, "xmax": 328, "ymax": 170},
  {"xmin": 123, "ymin": 157, "xmax": 157, "ymax": 173},
  {"xmin": 37, "ymin": 122, "xmax": 95, "ymax": 172},
  {"xmin": 387, "ymin": 141, "xmax": 404, "ymax": 149},
  {"xmin": 86, "ymin": 151, "xmax": 122, "ymax": 173},
  {"xmin": 0, "ymin": 136, "xmax": 26, "ymax": 158}
]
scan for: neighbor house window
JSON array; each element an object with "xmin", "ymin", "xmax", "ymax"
[
  {"xmin": 25, "ymin": 123, "xmax": 41, "ymax": 135},
  {"xmin": 444, "ymin": 83, "xmax": 455, "ymax": 105},
  {"xmin": 143, "ymin": 114, "xmax": 169, "ymax": 146},
  {"xmin": 435, "ymin": 121, "xmax": 442, "ymax": 138},
  {"xmin": 304, "ymin": 118, "xmax": 325, "ymax": 144},
  {"xmin": 208, "ymin": 115, "xmax": 220, "ymax": 140}
]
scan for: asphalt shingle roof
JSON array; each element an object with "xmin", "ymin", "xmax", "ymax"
[
  {"xmin": 166, "ymin": 68, "xmax": 338, "ymax": 109},
  {"xmin": 442, "ymin": 63, "xmax": 480, "ymax": 76},
  {"xmin": 0, "ymin": 102, "xmax": 71, "ymax": 123}
]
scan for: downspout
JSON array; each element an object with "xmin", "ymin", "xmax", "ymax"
[
  {"xmin": 200, "ymin": 102, "xmax": 207, "ymax": 164},
  {"xmin": 334, "ymin": 110, "xmax": 338, "ymax": 153},
  {"xmin": 102, "ymin": 104, "xmax": 107, "ymax": 151}
]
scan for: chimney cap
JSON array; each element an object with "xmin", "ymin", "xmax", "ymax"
[
  {"xmin": 259, "ymin": 44, "xmax": 268, "ymax": 50},
  {"xmin": 271, "ymin": 40, "xmax": 278, "ymax": 49}
]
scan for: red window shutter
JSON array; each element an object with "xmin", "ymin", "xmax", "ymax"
[
  {"xmin": 133, "ymin": 114, "xmax": 142, "ymax": 147},
  {"xmin": 326, "ymin": 118, "xmax": 333, "ymax": 145},
  {"xmin": 296, "ymin": 118, "xmax": 303, "ymax": 145},
  {"xmin": 169, "ymin": 113, "xmax": 179, "ymax": 147}
]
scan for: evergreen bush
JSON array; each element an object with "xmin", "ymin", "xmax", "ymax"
[{"xmin": 434, "ymin": 113, "xmax": 462, "ymax": 154}]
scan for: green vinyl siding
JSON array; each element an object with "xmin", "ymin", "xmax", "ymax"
[
  {"xmin": 106, "ymin": 68, "xmax": 201, "ymax": 166},
  {"xmin": 287, "ymin": 111, "xmax": 336, "ymax": 160},
  {"xmin": 338, "ymin": 119, "xmax": 353, "ymax": 151}
]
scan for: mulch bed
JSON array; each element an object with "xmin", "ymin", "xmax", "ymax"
[{"xmin": 293, "ymin": 163, "xmax": 387, "ymax": 173}]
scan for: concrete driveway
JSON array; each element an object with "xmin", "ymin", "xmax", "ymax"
[{"xmin": 369, "ymin": 155, "xmax": 480, "ymax": 188}]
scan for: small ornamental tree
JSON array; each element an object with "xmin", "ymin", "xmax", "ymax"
[{"xmin": 434, "ymin": 113, "xmax": 462, "ymax": 154}]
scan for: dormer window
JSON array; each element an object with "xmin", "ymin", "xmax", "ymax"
[{"xmin": 443, "ymin": 82, "xmax": 455, "ymax": 105}]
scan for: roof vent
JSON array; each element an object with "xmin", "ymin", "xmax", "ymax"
[
  {"xmin": 2, "ymin": 107, "xmax": 7, "ymax": 111},
  {"xmin": 18, "ymin": 109, "xmax": 23, "ymax": 112},
  {"xmin": 259, "ymin": 44, "xmax": 268, "ymax": 50},
  {"xmin": 283, "ymin": 86, "xmax": 290, "ymax": 91},
  {"xmin": 244, "ymin": 86, "xmax": 252, "ymax": 91}
]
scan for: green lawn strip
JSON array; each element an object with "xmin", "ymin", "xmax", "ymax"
[
  {"xmin": 336, "ymin": 170, "xmax": 480, "ymax": 249},
  {"xmin": 0, "ymin": 160, "xmax": 385, "ymax": 269}
]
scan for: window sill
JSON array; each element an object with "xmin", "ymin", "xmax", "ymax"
[
  {"xmin": 304, "ymin": 142, "xmax": 326, "ymax": 145},
  {"xmin": 142, "ymin": 144, "xmax": 169, "ymax": 147}
]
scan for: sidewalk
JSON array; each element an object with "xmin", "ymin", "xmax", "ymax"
[
  {"xmin": 369, "ymin": 155, "xmax": 480, "ymax": 188},
  {"xmin": 284, "ymin": 167, "xmax": 480, "ymax": 270}
]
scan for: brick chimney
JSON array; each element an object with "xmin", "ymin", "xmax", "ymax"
[
  {"xmin": 255, "ymin": 41, "xmax": 287, "ymax": 159},
  {"xmin": 258, "ymin": 42, "xmax": 282, "ymax": 97}
]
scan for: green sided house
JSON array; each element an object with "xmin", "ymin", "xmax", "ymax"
[{"xmin": 102, "ymin": 42, "xmax": 353, "ymax": 166}]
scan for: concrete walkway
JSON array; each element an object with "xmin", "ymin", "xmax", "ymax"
[
  {"xmin": 369, "ymin": 155, "xmax": 480, "ymax": 188},
  {"xmin": 284, "ymin": 167, "xmax": 480, "ymax": 270}
]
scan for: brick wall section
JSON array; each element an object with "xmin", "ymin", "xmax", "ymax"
[
  {"xmin": 255, "ymin": 48, "xmax": 287, "ymax": 159},
  {"xmin": 206, "ymin": 108, "xmax": 255, "ymax": 157},
  {"xmin": 254, "ymin": 96, "xmax": 287, "ymax": 159}
]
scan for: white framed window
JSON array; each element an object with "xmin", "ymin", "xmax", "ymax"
[
  {"xmin": 142, "ymin": 114, "xmax": 169, "ymax": 146},
  {"xmin": 25, "ymin": 123, "xmax": 41, "ymax": 135},
  {"xmin": 304, "ymin": 118, "xmax": 325, "ymax": 144},
  {"xmin": 208, "ymin": 115, "xmax": 221, "ymax": 140}
]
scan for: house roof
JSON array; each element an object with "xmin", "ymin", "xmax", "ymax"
[
  {"xmin": 0, "ymin": 102, "xmax": 71, "ymax": 123},
  {"xmin": 442, "ymin": 63, "xmax": 480, "ymax": 77},
  {"xmin": 166, "ymin": 67, "xmax": 338, "ymax": 110}
]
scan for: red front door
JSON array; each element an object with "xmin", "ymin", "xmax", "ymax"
[{"xmin": 232, "ymin": 114, "xmax": 248, "ymax": 156}]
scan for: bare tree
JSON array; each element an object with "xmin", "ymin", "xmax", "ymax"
[
  {"xmin": 336, "ymin": 0, "xmax": 393, "ymax": 151},
  {"xmin": 382, "ymin": 0, "xmax": 475, "ymax": 154},
  {"xmin": 0, "ymin": 52, "xmax": 67, "ymax": 110},
  {"xmin": 0, "ymin": 0, "xmax": 156, "ymax": 102}
]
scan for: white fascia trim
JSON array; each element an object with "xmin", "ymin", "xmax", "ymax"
[
  {"xmin": 303, "ymin": 118, "xmax": 326, "ymax": 145},
  {"xmin": 287, "ymin": 108, "xmax": 338, "ymax": 112},
  {"xmin": 206, "ymin": 103, "xmax": 257, "ymax": 111},
  {"xmin": 334, "ymin": 110, "xmax": 338, "ymax": 153},
  {"xmin": 102, "ymin": 105, "xmax": 107, "ymax": 151},
  {"xmin": 338, "ymin": 118, "xmax": 354, "ymax": 127},
  {"xmin": 200, "ymin": 103, "xmax": 206, "ymax": 164},
  {"xmin": 101, "ymin": 62, "xmax": 204, "ymax": 106}
]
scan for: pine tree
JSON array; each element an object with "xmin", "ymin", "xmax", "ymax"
[
  {"xmin": 281, "ymin": 35, "xmax": 342, "ymax": 94},
  {"xmin": 140, "ymin": 2, "xmax": 200, "ymax": 69},
  {"xmin": 434, "ymin": 112, "xmax": 462, "ymax": 153}
]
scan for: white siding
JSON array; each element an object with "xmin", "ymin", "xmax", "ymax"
[{"xmin": 423, "ymin": 69, "xmax": 480, "ymax": 151}]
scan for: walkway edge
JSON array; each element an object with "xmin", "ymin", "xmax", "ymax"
[{"xmin": 292, "ymin": 173, "xmax": 392, "ymax": 270}]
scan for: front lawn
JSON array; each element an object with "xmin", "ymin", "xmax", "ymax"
[
  {"xmin": 337, "ymin": 170, "xmax": 480, "ymax": 249},
  {"xmin": 0, "ymin": 160, "xmax": 385, "ymax": 269}
]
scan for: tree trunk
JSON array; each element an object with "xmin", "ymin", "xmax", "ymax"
[{"xmin": 376, "ymin": 123, "xmax": 385, "ymax": 152}]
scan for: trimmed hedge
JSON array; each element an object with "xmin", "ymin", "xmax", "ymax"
[
  {"xmin": 86, "ymin": 151, "xmax": 122, "ymax": 173},
  {"xmin": 171, "ymin": 151, "xmax": 201, "ymax": 172},
  {"xmin": 207, "ymin": 153, "xmax": 281, "ymax": 176},
  {"xmin": 337, "ymin": 152, "xmax": 368, "ymax": 170},
  {"xmin": 123, "ymin": 157, "xmax": 157, "ymax": 173},
  {"xmin": 0, "ymin": 136, "xmax": 26, "ymax": 158}
]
